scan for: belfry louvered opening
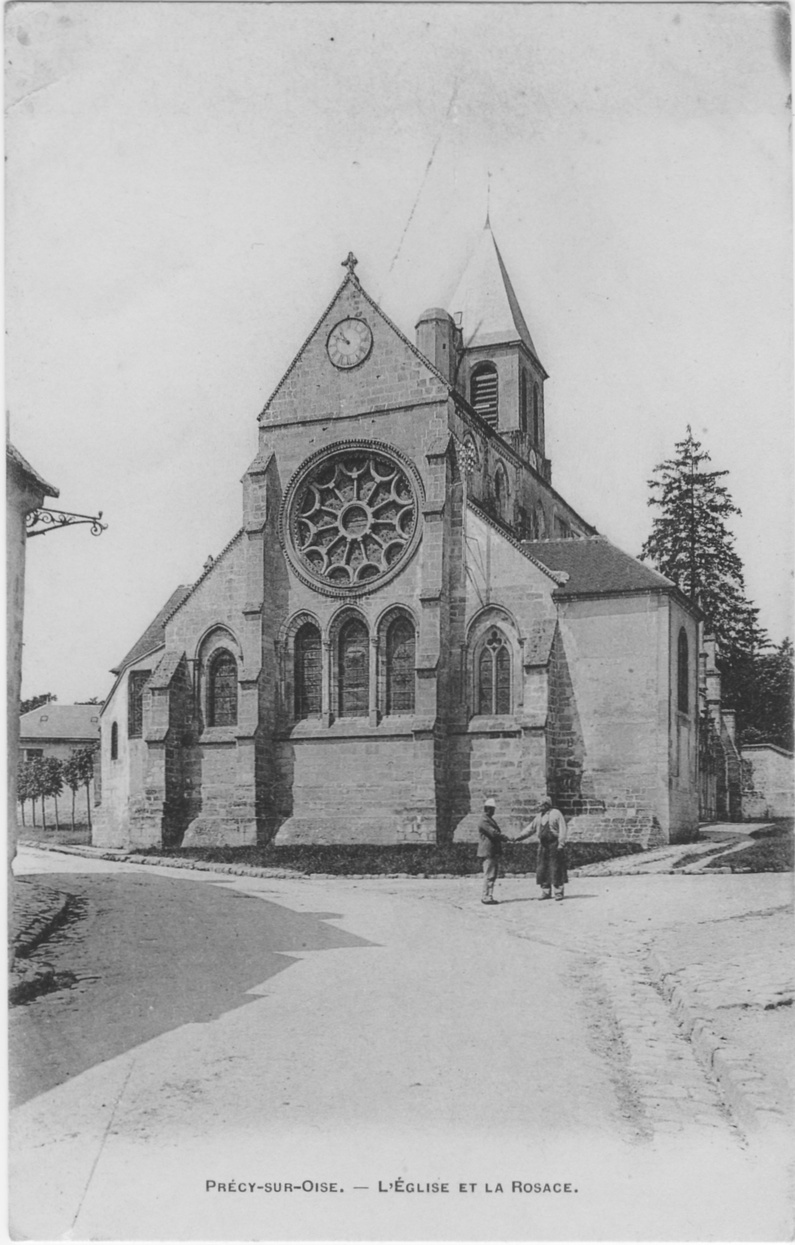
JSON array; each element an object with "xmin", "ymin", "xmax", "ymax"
[{"xmin": 470, "ymin": 363, "xmax": 498, "ymax": 426}]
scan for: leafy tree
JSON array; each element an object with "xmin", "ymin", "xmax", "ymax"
[
  {"xmin": 20, "ymin": 692, "xmax": 57, "ymax": 716},
  {"xmin": 725, "ymin": 638, "xmax": 794, "ymax": 751},
  {"xmin": 41, "ymin": 758, "xmax": 64, "ymax": 831},
  {"xmin": 26, "ymin": 756, "xmax": 46, "ymax": 829},
  {"xmin": 17, "ymin": 760, "xmax": 31, "ymax": 826},
  {"xmin": 62, "ymin": 753, "xmax": 82, "ymax": 831},
  {"xmin": 72, "ymin": 747, "xmax": 96, "ymax": 831},
  {"xmin": 641, "ymin": 427, "xmax": 768, "ymax": 662}
]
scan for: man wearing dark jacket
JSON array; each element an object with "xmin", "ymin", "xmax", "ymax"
[{"xmin": 477, "ymin": 797, "xmax": 510, "ymax": 905}]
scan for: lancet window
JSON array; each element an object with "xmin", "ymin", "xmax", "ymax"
[{"xmin": 477, "ymin": 628, "xmax": 512, "ymax": 715}]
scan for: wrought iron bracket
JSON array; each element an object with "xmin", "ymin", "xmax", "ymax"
[{"xmin": 27, "ymin": 507, "xmax": 107, "ymax": 537}]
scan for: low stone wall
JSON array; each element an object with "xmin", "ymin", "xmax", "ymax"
[{"xmin": 741, "ymin": 746, "xmax": 794, "ymax": 821}]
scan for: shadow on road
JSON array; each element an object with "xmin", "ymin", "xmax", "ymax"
[{"xmin": 10, "ymin": 871, "xmax": 374, "ymax": 1109}]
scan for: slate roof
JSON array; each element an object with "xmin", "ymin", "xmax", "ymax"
[
  {"xmin": 20, "ymin": 704, "xmax": 100, "ymax": 741},
  {"xmin": 448, "ymin": 223, "xmax": 542, "ymax": 365},
  {"xmin": 111, "ymin": 585, "xmax": 193, "ymax": 674},
  {"xmin": 521, "ymin": 537, "xmax": 676, "ymax": 598}
]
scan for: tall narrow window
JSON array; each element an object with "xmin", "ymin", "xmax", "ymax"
[
  {"xmin": 128, "ymin": 670, "xmax": 151, "ymax": 739},
  {"xmin": 339, "ymin": 618, "xmax": 369, "ymax": 717},
  {"xmin": 471, "ymin": 363, "xmax": 498, "ymax": 427},
  {"xmin": 533, "ymin": 385, "xmax": 540, "ymax": 444},
  {"xmin": 110, "ymin": 722, "xmax": 118, "ymax": 761},
  {"xmin": 294, "ymin": 623, "xmax": 322, "ymax": 719},
  {"xmin": 519, "ymin": 371, "xmax": 528, "ymax": 433},
  {"xmin": 494, "ymin": 464, "xmax": 506, "ymax": 513},
  {"xmin": 477, "ymin": 628, "xmax": 512, "ymax": 715},
  {"xmin": 535, "ymin": 503, "xmax": 547, "ymax": 538},
  {"xmin": 678, "ymin": 628, "xmax": 689, "ymax": 714},
  {"xmin": 209, "ymin": 650, "xmax": 237, "ymax": 726},
  {"xmin": 386, "ymin": 616, "xmax": 415, "ymax": 714}
]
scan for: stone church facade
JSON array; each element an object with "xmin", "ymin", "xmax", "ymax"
[{"xmin": 95, "ymin": 227, "xmax": 700, "ymax": 850}]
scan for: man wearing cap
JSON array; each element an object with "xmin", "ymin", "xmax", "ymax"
[
  {"xmin": 477, "ymin": 797, "xmax": 511, "ymax": 905},
  {"xmin": 514, "ymin": 795, "xmax": 568, "ymax": 901}
]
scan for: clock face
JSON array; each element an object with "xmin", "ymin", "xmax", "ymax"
[{"xmin": 327, "ymin": 318, "xmax": 373, "ymax": 369}]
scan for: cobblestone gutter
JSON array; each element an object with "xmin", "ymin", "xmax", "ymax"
[
  {"xmin": 10, "ymin": 878, "xmax": 76, "ymax": 1004},
  {"xmin": 647, "ymin": 908, "xmax": 793, "ymax": 1133}
]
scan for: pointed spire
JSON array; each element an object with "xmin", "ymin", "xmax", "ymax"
[{"xmin": 448, "ymin": 224, "xmax": 541, "ymax": 362}]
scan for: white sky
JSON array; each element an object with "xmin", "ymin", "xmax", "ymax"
[{"xmin": 7, "ymin": 1, "xmax": 792, "ymax": 704}]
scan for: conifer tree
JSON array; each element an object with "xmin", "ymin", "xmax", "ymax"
[{"xmin": 640, "ymin": 427, "xmax": 767, "ymax": 663}]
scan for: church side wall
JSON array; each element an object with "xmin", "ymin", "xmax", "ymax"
[
  {"xmin": 667, "ymin": 598, "xmax": 700, "ymax": 841},
  {"xmin": 451, "ymin": 509, "xmax": 557, "ymax": 840},
  {"xmin": 94, "ymin": 673, "xmax": 134, "ymax": 847},
  {"xmin": 554, "ymin": 595, "xmax": 670, "ymax": 847}
]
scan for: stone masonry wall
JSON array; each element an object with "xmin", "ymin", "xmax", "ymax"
[{"xmin": 553, "ymin": 597, "xmax": 669, "ymax": 847}]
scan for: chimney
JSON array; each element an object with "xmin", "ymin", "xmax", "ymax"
[{"xmin": 415, "ymin": 308, "xmax": 456, "ymax": 383}]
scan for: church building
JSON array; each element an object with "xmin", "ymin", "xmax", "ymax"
[{"xmin": 94, "ymin": 226, "xmax": 700, "ymax": 850}]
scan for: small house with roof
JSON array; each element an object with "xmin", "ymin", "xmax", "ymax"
[
  {"xmin": 94, "ymin": 226, "xmax": 700, "ymax": 850},
  {"xmin": 19, "ymin": 703, "xmax": 102, "ymax": 817}
]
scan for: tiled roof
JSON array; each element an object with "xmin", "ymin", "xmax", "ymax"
[
  {"xmin": 111, "ymin": 585, "xmax": 193, "ymax": 674},
  {"xmin": 20, "ymin": 704, "xmax": 100, "ymax": 740},
  {"xmin": 521, "ymin": 536, "xmax": 676, "ymax": 597},
  {"xmin": 7, "ymin": 442, "xmax": 59, "ymax": 497}
]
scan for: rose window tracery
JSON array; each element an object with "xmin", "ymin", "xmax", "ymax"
[{"xmin": 282, "ymin": 445, "xmax": 421, "ymax": 594}]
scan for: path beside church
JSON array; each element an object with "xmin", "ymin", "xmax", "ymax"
[{"xmin": 10, "ymin": 848, "xmax": 792, "ymax": 1241}]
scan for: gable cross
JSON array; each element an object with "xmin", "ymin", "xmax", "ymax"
[{"xmin": 341, "ymin": 251, "xmax": 358, "ymax": 276}]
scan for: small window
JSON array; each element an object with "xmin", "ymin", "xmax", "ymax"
[
  {"xmin": 339, "ymin": 618, "xmax": 369, "ymax": 717},
  {"xmin": 386, "ymin": 616, "xmax": 415, "ymax": 714},
  {"xmin": 294, "ymin": 623, "xmax": 322, "ymax": 720},
  {"xmin": 110, "ymin": 722, "xmax": 118, "ymax": 760},
  {"xmin": 25, "ymin": 749, "xmax": 43, "ymax": 760},
  {"xmin": 678, "ymin": 628, "xmax": 689, "ymax": 714},
  {"xmin": 477, "ymin": 628, "xmax": 512, "ymax": 715},
  {"xmin": 208, "ymin": 650, "xmax": 238, "ymax": 726},
  {"xmin": 554, "ymin": 515, "xmax": 571, "ymax": 539},
  {"xmin": 128, "ymin": 670, "xmax": 151, "ymax": 739},
  {"xmin": 471, "ymin": 364, "xmax": 498, "ymax": 427}
]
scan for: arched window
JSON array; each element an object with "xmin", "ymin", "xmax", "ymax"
[
  {"xmin": 128, "ymin": 670, "xmax": 151, "ymax": 739},
  {"xmin": 471, "ymin": 363, "xmax": 498, "ymax": 427},
  {"xmin": 208, "ymin": 649, "xmax": 238, "ymax": 726},
  {"xmin": 678, "ymin": 628, "xmax": 689, "ymax": 714},
  {"xmin": 110, "ymin": 722, "xmax": 118, "ymax": 760},
  {"xmin": 494, "ymin": 463, "xmax": 507, "ymax": 513},
  {"xmin": 533, "ymin": 385, "xmax": 540, "ymax": 443},
  {"xmin": 294, "ymin": 623, "xmax": 322, "ymax": 720},
  {"xmin": 477, "ymin": 628, "xmax": 512, "ymax": 715},
  {"xmin": 520, "ymin": 371, "xmax": 529, "ymax": 433},
  {"xmin": 535, "ymin": 503, "xmax": 547, "ymax": 539},
  {"xmin": 339, "ymin": 618, "xmax": 369, "ymax": 717},
  {"xmin": 386, "ymin": 616, "xmax": 415, "ymax": 714}
]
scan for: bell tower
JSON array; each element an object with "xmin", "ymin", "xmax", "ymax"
[{"xmin": 448, "ymin": 222, "xmax": 548, "ymax": 463}]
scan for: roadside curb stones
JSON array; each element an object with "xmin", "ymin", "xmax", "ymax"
[{"xmin": 647, "ymin": 948, "xmax": 787, "ymax": 1133}]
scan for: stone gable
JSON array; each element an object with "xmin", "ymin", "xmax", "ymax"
[{"xmin": 260, "ymin": 277, "xmax": 449, "ymax": 428}]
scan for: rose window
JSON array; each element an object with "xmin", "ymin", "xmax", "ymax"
[{"xmin": 283, "ymin": 446, "xmax": 421, "ymax": 593}]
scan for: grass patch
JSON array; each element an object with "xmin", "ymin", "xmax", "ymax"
[
  {"xmin": 17, "ymin": 824, "xmax": 92, "ymax": 846},
  {"xmin": 704, "ymin": 820, "xmax": 793, "ymax": 873},
  {"xmin": 132, "ymin": 840, "xmax": 644, "ymax": 876}
]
